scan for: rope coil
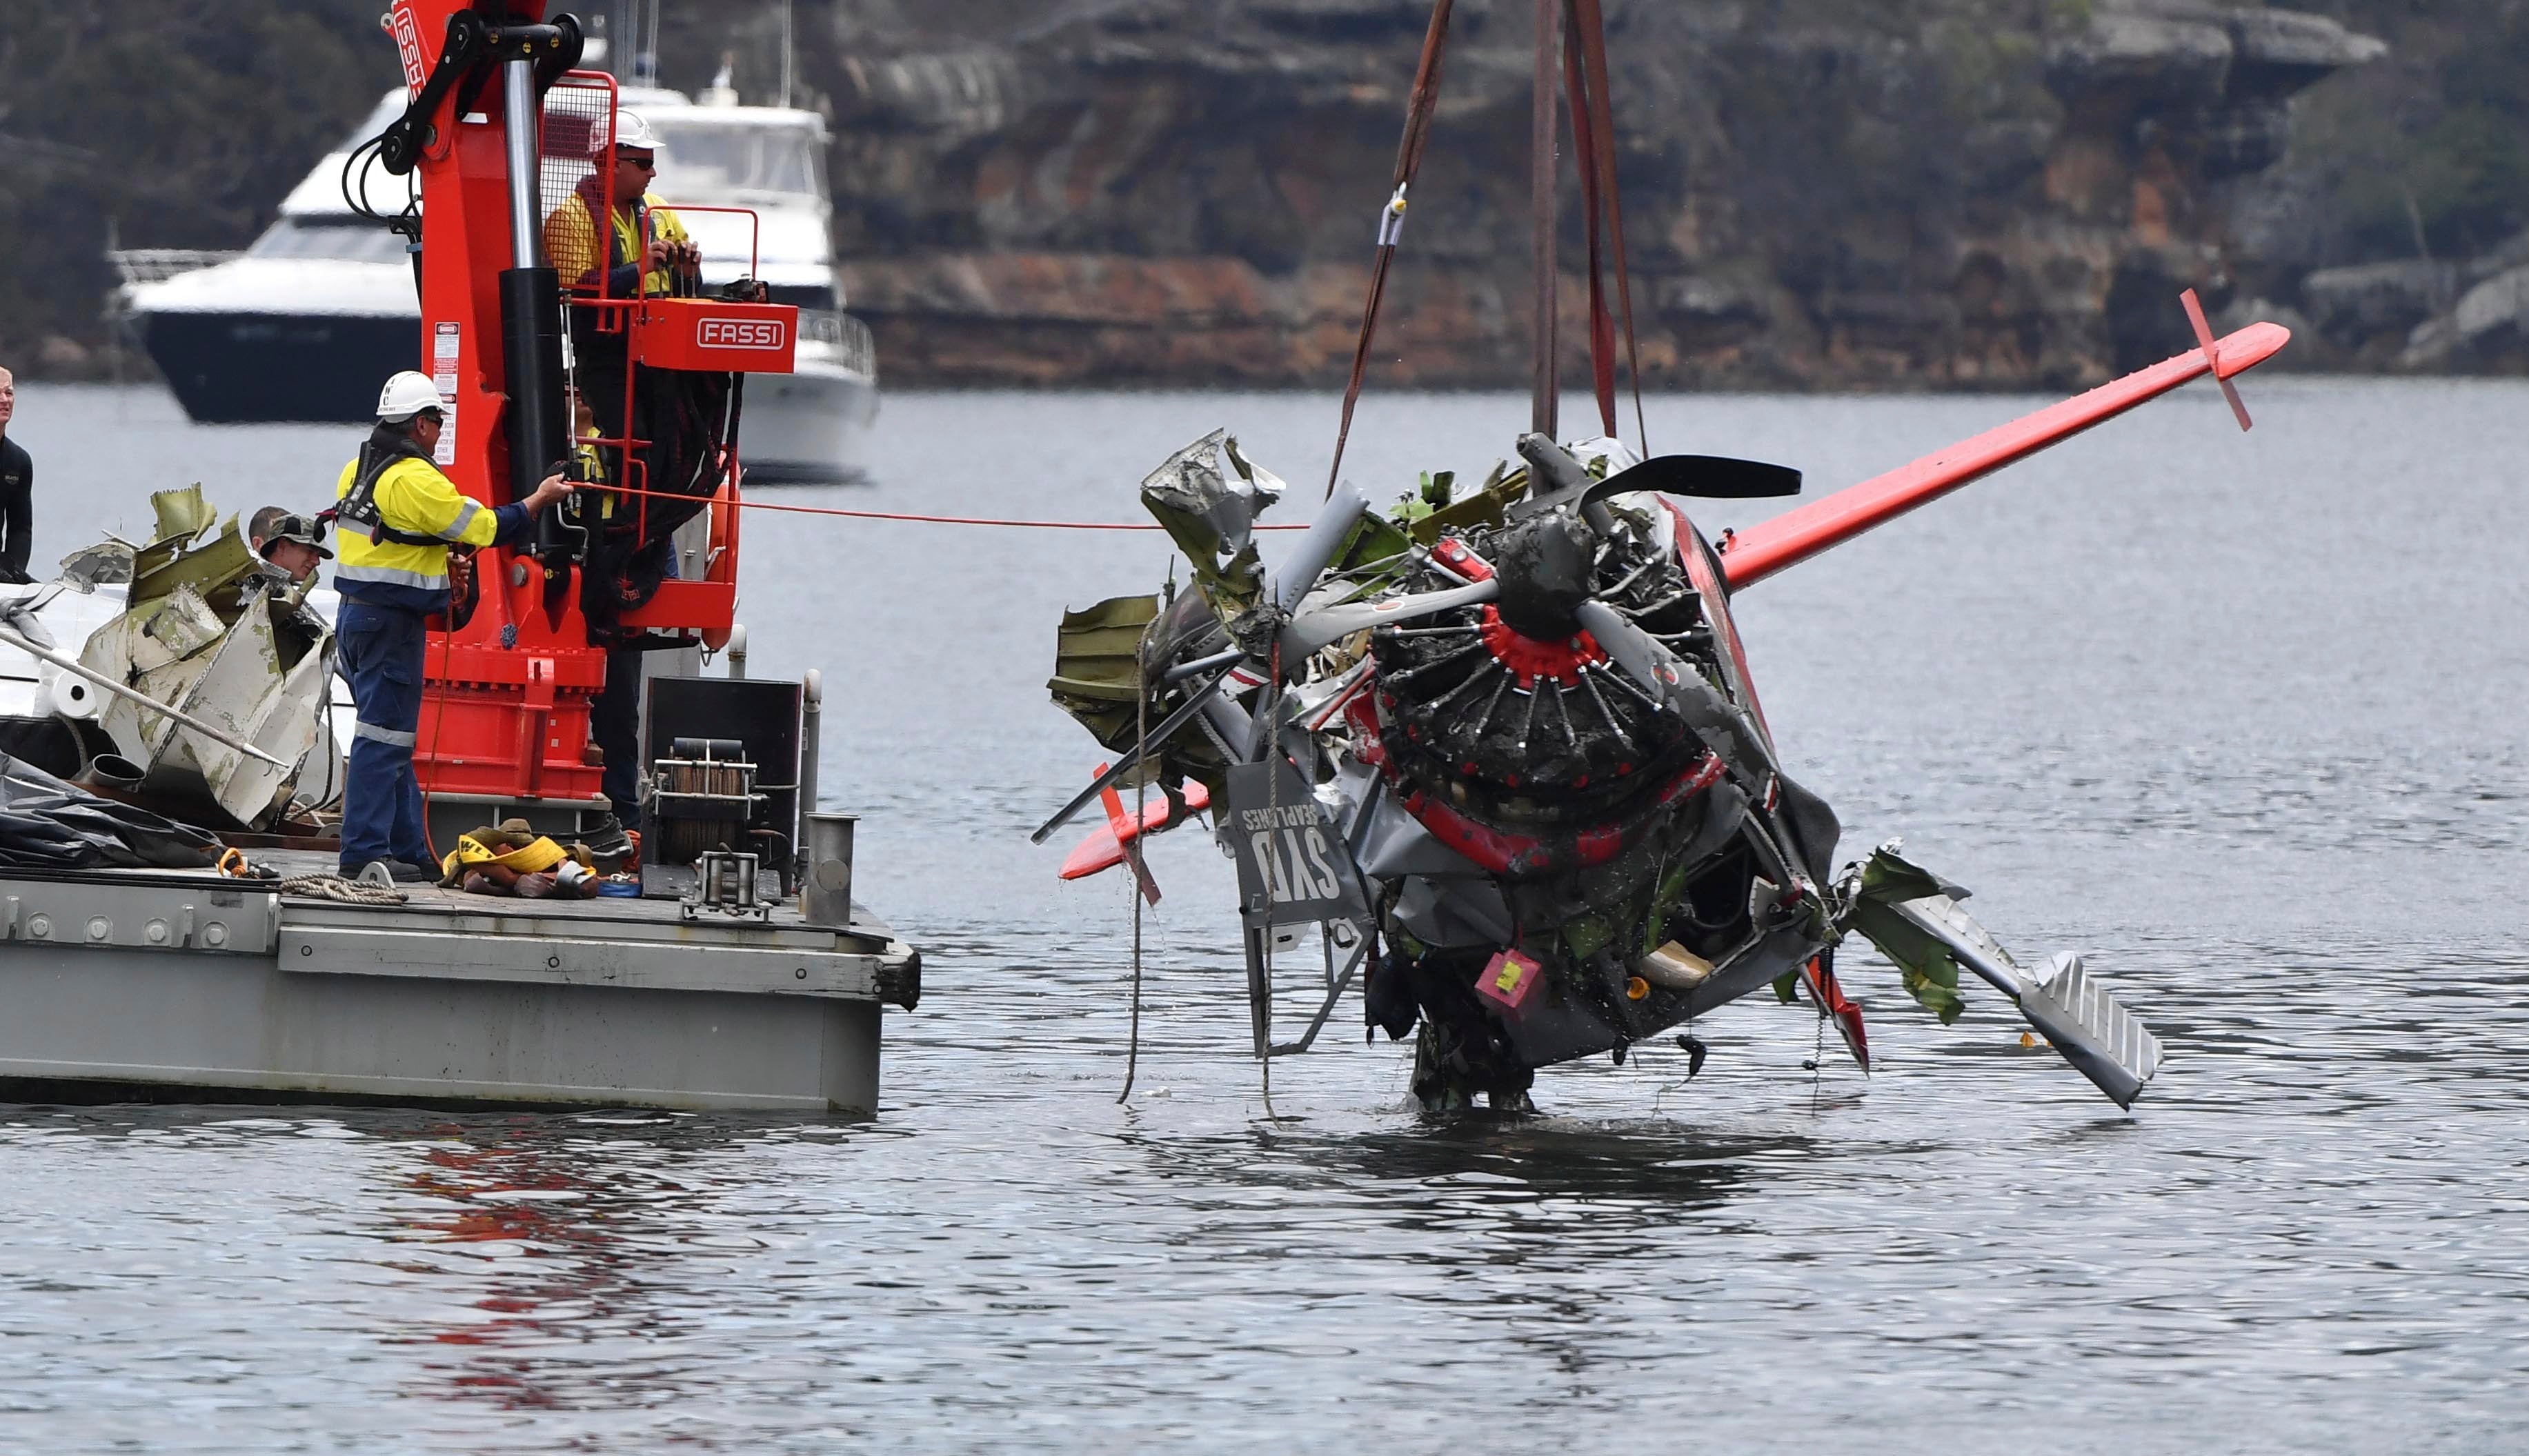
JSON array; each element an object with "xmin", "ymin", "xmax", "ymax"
[{"xmin": 278, "ymin": 874, "xmax": 410, "ymax": 906}]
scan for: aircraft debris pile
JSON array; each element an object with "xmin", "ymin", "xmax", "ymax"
[
  {"xmin": 40, "ymin": 486, "xmax": 337, "ymax": 830},
  {"xmin": 1044, "ymin": 426, "xmax": 2179, "ymax": 1113}
]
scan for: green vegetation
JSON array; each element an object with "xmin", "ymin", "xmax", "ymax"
[
  {"xmin": 0, "ymin": 1, "xmax": 386, "ymax": 375},
  {"xmin": 4, "ymin": 0, "xmax": 2525, "ymax": 380},
  {"xmin": 2290, "ymin": 1, "xmax": 2529, "ymax": 261}
]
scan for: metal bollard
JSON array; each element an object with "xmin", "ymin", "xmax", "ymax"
[
  {"xmin": 794, "ymin": 670, "xmax": 822, "ymax": 881},
  {"xmin": 802, "ymin": 811, "xmax": 856, "ymax": 927}
]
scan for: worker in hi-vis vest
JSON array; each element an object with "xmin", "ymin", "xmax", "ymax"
[
  {"xmin": 543, "ymin": 110, "xmax": 695, "ymax": 299},
  {"xmin": 543, "ymin": 108, "xmax": 699, "ymax": 858},
  {"xmin": 330, "ymin": 370, "xmax": 579, "ymax": 883}
]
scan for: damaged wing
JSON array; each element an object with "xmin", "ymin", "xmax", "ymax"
[{"xmin": 1838, "ymin": 843, "xmax": 2165, "ymax": 1108}]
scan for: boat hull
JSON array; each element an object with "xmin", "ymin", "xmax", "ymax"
[
  {"xmin": 737, "ymin": 359, "xmax": 878, "ymax": 483},
  {"xmin": 0, "ymin": 858, "xmax": 917, "ymax": 1115},
  {"xmin": 135, "ymin": 308, "xmax": 875, "ymax": 481},
  {"xmin": 137, "ymin": 309, "xmax": 420, "ymax": 423}
]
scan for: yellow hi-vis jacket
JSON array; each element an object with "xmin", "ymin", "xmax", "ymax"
[
  {"xmin": 544, "ymin": 189, "xmax": 693, "ymax": 297},
  {"xmin": 332, "ymin": 453, "xmax": 526, "ymax": 611}
]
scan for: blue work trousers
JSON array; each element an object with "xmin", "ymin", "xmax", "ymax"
[{"xmin": 336, "ymin": 597, "xmax": 433, "ymax": 872}]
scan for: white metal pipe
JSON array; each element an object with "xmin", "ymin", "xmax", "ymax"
[
  {"xmin": 502, "ymin": 59, "xmax": 542, "ymax": 270},
  {"xmin": 0, "ymin": 625, "xmax": 288, "ymax": 768}
]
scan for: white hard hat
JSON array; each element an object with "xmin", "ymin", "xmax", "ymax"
[
  {"xmin": 376, "ymin": 370, "xmax": 444, "ymax": 423},
  {"xmin": 613, "ymin": 110, "xmax": 659, "ymax": 152}
]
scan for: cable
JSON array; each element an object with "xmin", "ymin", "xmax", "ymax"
[
  {"xmin": 1258, "ymin": 637, "xmax": 1282, "ymax": 1121},
  {"xmin": 419, "ymin": 586, "xmax": 457, "ymax": 874},
  {"xmin": 592, "ymin": 481, "xmax": 1309, "ymax": 532},
  {"xmin": 1118, "ymin": 656, "xmax": 1148, "ymax": 1105}
]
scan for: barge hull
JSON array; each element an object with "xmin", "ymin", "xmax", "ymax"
[{"xmin": 0, "ymin": 858, "xmax": 913, "ymax": 1115}]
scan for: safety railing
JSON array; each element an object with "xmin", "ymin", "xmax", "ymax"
[
  {"xmin": 797, "ymin": 310, "xmax": 877, "ymax": 379},
  {"xmin": 106, "ymin": 248, "xmax": 244, "ymax": 289},
  {"xmin": 542, "ymin": 70, "xmax": 750, "ymax": 639}
]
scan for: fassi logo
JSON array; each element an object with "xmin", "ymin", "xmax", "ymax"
[
  {"xmin": 390, "ymin": 5, "xmax": 426, "ymax": 90},
  {"xmin": 697, "ymin": 318, "xmax": 786, "ymax": 350}
]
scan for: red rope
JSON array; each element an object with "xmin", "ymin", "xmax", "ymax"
[{"xmin": 598, "ymin": 481, "xmax": 1308, "ymax": 531}]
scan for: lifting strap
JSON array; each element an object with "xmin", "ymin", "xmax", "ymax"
[
  {"xmin": 1323, "ymin": 0, "xmax": 1457, "ymax": 498},
  {"xmin": 1321, "ymin": 0, "xmax": 1647, "ymax": 493},
  {"xmin": 1564, "ymin": 0, "xmax": 1647, "ymax": 453},
  {"xmin": 1563, "ymin": 8, "xmax": 1615, "ymax": 440},
  {"xmin": 1529, "ymin": 0, "xmax": 1558, "ymax": 439}
]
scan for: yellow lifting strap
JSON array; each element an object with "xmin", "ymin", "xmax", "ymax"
[{"xmin": 439, "ymin": 830, "xmax": 589, "ymax": 883}]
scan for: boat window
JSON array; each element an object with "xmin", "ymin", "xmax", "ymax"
[
  {"xmin": 645, "ymin": 121, "xmax": 826, "ymax": 203},
  {"xmin": 248, "ymin": 221, "xmax": 412, "ymax": 264},
  {"xmin": 762, "ymin": 283, "xmax": 837, "ymax": 311}
]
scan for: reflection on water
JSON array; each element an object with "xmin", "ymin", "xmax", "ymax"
[
  {"xmin": 3, "ymin": 381, "xmax": 2528, "ymax": 1451},
  {"xmin": 376, "ymin": 1115, "xmax": 726, "ymax": 1414}
]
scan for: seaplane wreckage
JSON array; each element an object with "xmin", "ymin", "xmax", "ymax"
[{"xmin": 1037, "ymin": 0, "xmax": 2288, "ymax": 1112}]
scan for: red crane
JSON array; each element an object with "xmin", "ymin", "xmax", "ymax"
[{"xmin": 371, "ymin": 0, "xmax": 797, "ymax": 824}]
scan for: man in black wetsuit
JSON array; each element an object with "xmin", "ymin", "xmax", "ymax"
[{"xmin": 0, "ymin": 366, "xmax": 32, "ymax": 585}]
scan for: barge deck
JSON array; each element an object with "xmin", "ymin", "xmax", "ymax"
[{"xmin": 0, "ymin": 850, "xmax": 918, "ymax": 1115}]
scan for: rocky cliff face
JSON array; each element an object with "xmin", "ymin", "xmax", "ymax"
[
  {"xmin": 0, "ymin": 0, "xmax": 389, "ymax": 379},
  {"xmin": 0, "ymin": 0, "xmax": 2411, "ymax": 387},
  {"xmin": 795, "ymin": 0, "xmax": 2385, "ymax": 390}
]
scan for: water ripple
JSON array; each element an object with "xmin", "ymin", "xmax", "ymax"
[{"xmin": 3, "ymin": 382, "xmax": 2528, "ymax": 1451}]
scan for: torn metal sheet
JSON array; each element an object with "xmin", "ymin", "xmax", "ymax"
[
  {"xmin": 57, "ymin": 489, "xmax": 335, "ymax": 830},
  {"xmin": 1139, "ymin": 430, "xmax": 1283, "ymax": 608}
]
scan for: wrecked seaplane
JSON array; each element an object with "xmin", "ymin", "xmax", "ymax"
[
  {"xmin": 0, "ymin": 485, "xmax": 339, "ymax": 832},
  {"xmin": 1042, "ymin": 346, "xmax": 2277, "ymax": 1113},
  {"xmin": 1037, "ymin": 0, "xmax": 2285, "ymax": 1113}
]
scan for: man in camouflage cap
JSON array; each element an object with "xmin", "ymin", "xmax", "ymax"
[{"xmin": 247, "ymin": 505, "xmax": 331, "ymax": 585}]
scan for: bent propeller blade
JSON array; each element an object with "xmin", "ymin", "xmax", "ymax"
[
  {"xmin": 1600, "ymin": 454, "xmax": 1803, "ymax": 501},
  {"xmin": 1282, "ymin": 577, "xmax": 1499, "ymax": 657},
  {"xmin": 1271, "ymin": 479, "xmax": 1371, "ymax": 612},
  {"xmin": 1573, "ymin": 599, "xmax": 1780, "ymax": 784}
]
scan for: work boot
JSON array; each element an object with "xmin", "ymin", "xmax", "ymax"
[
  {"xmin": 579, "ymin": 814, "xmax": 634, "ymax": 860},
  {"xmin": 350, "ymin": 859, "xmax": 434, "ymax": 886}
]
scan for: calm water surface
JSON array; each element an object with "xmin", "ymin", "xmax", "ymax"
[{"xmin": 3, "ymin": 380, "xmax": 2525, "ymax": 1452}]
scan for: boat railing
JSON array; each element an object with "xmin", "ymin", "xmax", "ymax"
[
  {"xmin": 107, "ymin": 248, "xmax": 246, "ymax": 290},
  {"xmin": 797, "ymin": 309, "xmax": 877, "ymax": 380}
]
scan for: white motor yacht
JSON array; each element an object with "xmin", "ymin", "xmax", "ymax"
[
  {"xmin": 637, "ymin": 90, "xmax": 879, "ymax": 483},
  {"xmin": 117, "ymin": 94, "xmax": 420, "ymax": 425},
  {"xmin": 119, "ymin": 86, "xmax": 878, "ymax": 483}
]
